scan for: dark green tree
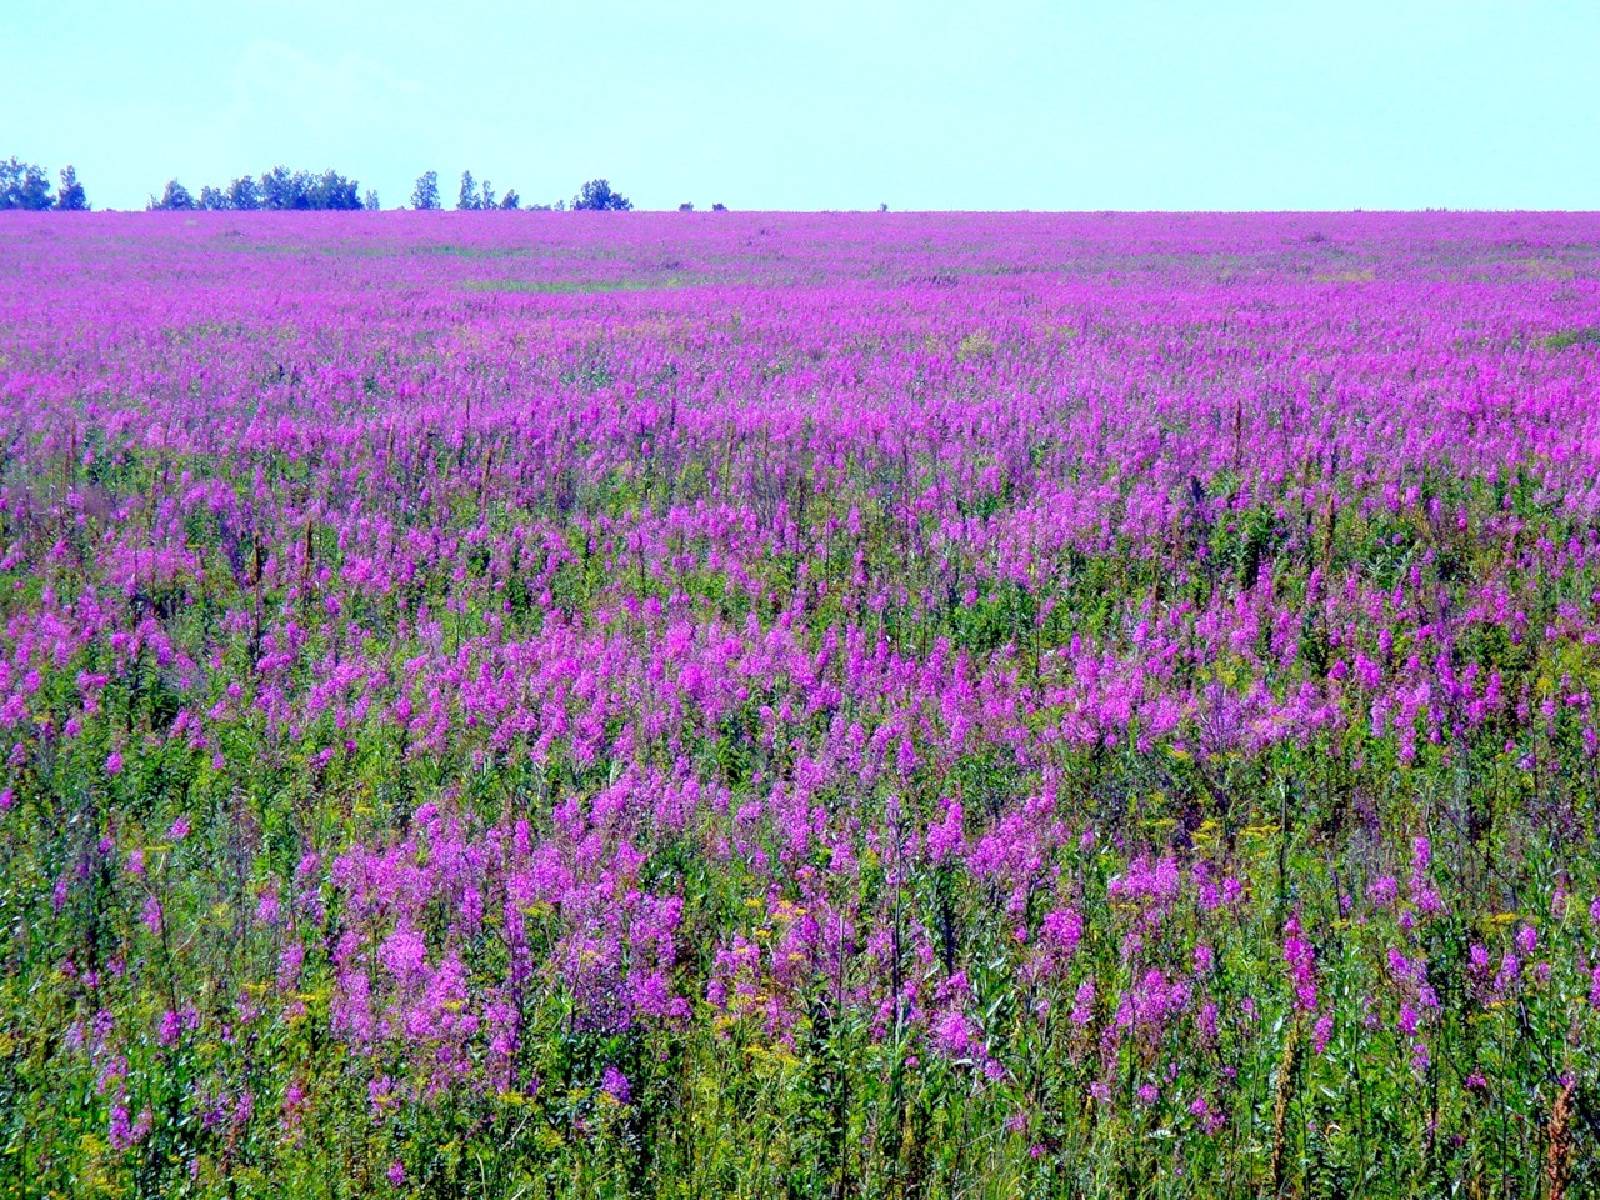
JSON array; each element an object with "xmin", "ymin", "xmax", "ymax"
[
  {"xmin": 227, "ymin": 176, "xmax": 261, "ymax": 211},
  {"xmin": 457, "ymin": 170, "xmax": 479, "ymax": 210},
  {"xmin": 306, "ymin": 169, "xmax": 359, "ymax": 210},
  {"xmin": 148, "ymin": 180, "xmax": 196, "ymax": 211},
  {"xmin": 20, "ymin": 163, "xmax": 52, "ymax": 209},
  {"xmin": 363, "ymin": 189, "xmax": 380, "ymax": 211},
  {"xmin": 1, "ymin": 159, "xmax": 54, "ymax": 209},
  {"xmin": 499, "ymin": 190, "xmax": 521, "ymax": 210},
  {"xmin": 199, "ymin": 185, "xmax": 230, "ymax": 210},
  {"xmin": 572, "ymin": 179, "xmax": 632, "ymax": 211},
  {"xmin": 54, "ymin": 165, "xmax": 88, "ymax": 211},
  {"xmin": 261, "ymin": 166, "xmax": 305, "ymax": 210},
  {"xmin": 411, "ymin": 170, "xmax": 440, "ymax": 210}
]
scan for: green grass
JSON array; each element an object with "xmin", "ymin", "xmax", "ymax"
[
  {"xmin": 462, "ymin": 276, "xmax": 698, "ymax": 294},
  {"xmin": 1542, "ymin": 326, "xmax": 1600, "ymax": 350}
]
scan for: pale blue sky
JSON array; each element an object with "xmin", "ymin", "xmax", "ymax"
[{"xmin": 4, "ymin": 0, "xmax": 1597, "ymax": 211}]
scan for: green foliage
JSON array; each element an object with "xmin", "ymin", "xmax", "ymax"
[
  {"xmin": 573, "ymin": 179, "xmax": 634, "ymax": 212},
  {"xmin": 411, "ymin": 171, "xmax": 441, "ymax": 211},
  {"xmin": 55, "ymin": 165, "xmax": 88, "ymax": 211},
  {"xmin": 1543, "ymin": 326, "xmax": 1600, "ymax": 350},
  {"xmin": 0, "ymin": 157, "xmax": 54, "ymax": 210},
  {"xmin": 149, "ymin": 179, "xmax": 196, "ymax": 211}
]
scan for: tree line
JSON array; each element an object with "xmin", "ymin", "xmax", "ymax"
[
  {"xmin": 149, "ymin": 168, "xmax": 376, "ymax": 211},
  {"xmin": 2, "ymin": 156, "xmax": 729, "ymax": 213},
  {"xmin": 1, "ymin": 159, "xmax": 89, "ymax": 210},
  {"xmin": 156, "ymin": 170, "xmax": 720, "ymax": 213},
  {"xmin": 410, "ymin": 173, "xmax": 656, "ymax": 212},
  {"xmin": 153, "ymin": 169, "xmax": 648, "ymax": 213}
]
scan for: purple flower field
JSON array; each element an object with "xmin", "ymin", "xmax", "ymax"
[{"xmin": 2, "ymin": 210, "xmax": 1599, "ymax": 1197}]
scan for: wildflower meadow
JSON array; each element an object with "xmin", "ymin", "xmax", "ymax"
[{"xmin": 0, "ymin": 210, "xmax": 1597, "ymax": 1197}]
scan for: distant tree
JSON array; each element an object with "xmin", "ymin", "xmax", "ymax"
[
  {"xmin": 19, "ymin": 163, "xmax": 52, "ymax": 209},
  {"xmin": 140, "ymin": 167, "xmax": 361, "ymax": 213},
  {"xmin": 499, "ymin": 189, "xmax": 521, "ymax": 210},
  {"xmin": 711, "ymin": 202, "xmax": 727, "ymax": 212},
  {"xmin": 300, "ymin": 170, "xmax": 328, "ymax": 210},
  {"xmin": 1, "ymin": 160, "xmax": 44, "ymax": 209},
  {"xmin": 261, "ymin": 166, "xmax": 304, "ymax": 211},
  {"xmin": 678, "ymin": 202, "xmax": 694, "ymax": 212},
  {"xmin": 1, "ymin": 159, "xmax": 54, "ymax": 210},
  {"xmin": 0, "ymin": 159, "xmax": 21, "ymax": 208},
  {"xmin": 457, "ymin": 171, "xmax": 478, "ymax": 211},
  {"xmin": 227, "ymin": 176, "xmax": 261, "ymax": 211},
  {"xmin": 572, "ymin": 179, "xmax": 632, "ymax": 212},
  {"xmin": 879, "ymin": 202, "xmax": 889, "ymax": 213},
  {"xmin": 222, "ymin": 167, "xmax": 360, "ymax": 211},
  {"xmin": 54, "ymin": 165, "xmax": 88, "ymax": 211},
  {"xmin": 363, "ymin": 189, "xmax": 380, "ymax": 211},
  {"xmin": 553, "ymin": 199, "xmax": 566, "ymax": 212},
  {"xmin": 149, "ymin": 180, "xmax": 196, "ymax": 211},
  {"xmin": 306, "ymin": 169, "xmax": 360, "ymax": 211},
  {"xmin": 411, "ymin": 170, "xmax": 440, "ymax": 210}
]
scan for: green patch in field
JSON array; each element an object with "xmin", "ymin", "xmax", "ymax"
[
  {"xmin": 410, "ymin": 243, "xmax": 531, "ymax": 259},
  {"xmin": 462, "ymin": 275, "xmax": 697, "ymax": 295},
  {"xmin": 1542, "ymin": 326, "xmax": 1600, "ymax": 350}
]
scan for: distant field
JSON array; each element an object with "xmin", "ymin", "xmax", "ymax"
[{"xmin": 1, "ymin": 211, "xmax": 1598, "ymax": 1197}]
